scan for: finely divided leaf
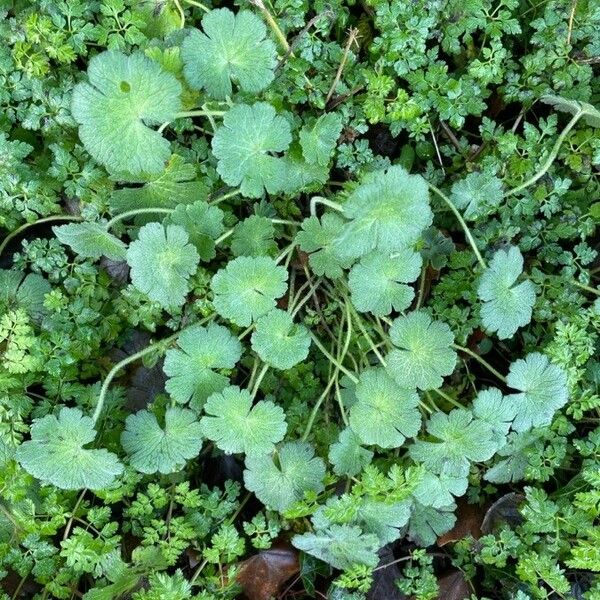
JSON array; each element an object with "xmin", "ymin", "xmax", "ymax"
[
  {"xmin": 349, "ymin": 249, "xmax": 422, "ymax": 315},
  {"xmin": 478, "ymin": 246, "xmax": 536, "ymax": 340},
  {"xmin": 72, "ymin": 51, "xmax": 182, "ymax": 175},
  {"xmin": 386, "ymin": 311, "xmax": 457, "ymax": 390},
  {"xmin": 506, "ymin": 352, "xmax": 569, "ymax": 432},
  {"xmin": 163, "ymin": 323, "xmax": 242, "ymax": 407},
  {"xmin": 251, "ymin": 309, "xmax": 311, "ymax": 370},
  {"xmin": 121, "ymin": 406, "xmax": 203, "ymax": 474},
  {"xmin": 126, "ymin": 223, "xmax": 199, "ymax": 309},
  {"xmin": 349, "ymin": 368, "xmax": 421, "ymax": 449},
  {"xmin": 211, "ymin": 256, "xmax": 288, "ymax": 326},
  {"xmin": 16, "ymin": 407, "xmax": 123, "ymax": 490},
  {"xmin": 182, "ymin": 8, "xmax": 277, "ymax": 99},
  {"xmin": 212, "ymin": 103, "xmax": 292, "ymax": 198},
  {"xmin": 54, "ymin": 222, "xmax": 127, "ymax": 261},
  {"xmin": 243, "ymin": 442, "xmax": 325, "ymax": 511},
  {"xmin": 200, "ymin": 386, "xmax": 287, "ymax": 455}
]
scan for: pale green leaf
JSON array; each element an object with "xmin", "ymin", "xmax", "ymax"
[
  {"xmin": 182, "ymin": 8, "xmax": 276, "ymax": 99},
  {"xmin": 450, "ymin": 171, "xmax": 504, "ymax": 220},
  {"xmin": 121, "ymin": 406, "xmax": 203, "ymax": 474},
  {"xmin": 408, "ymin": 502, "xmax": 456, "ymax": 546},
  {"xmin": 72, "ymin": 51, "xmax": 182, "ymax": 175},
  {"xmin": 300, "ymin": 113, "xmax": 343, "ymax": 166},
  {"xmin": 16, "ymin": 407, "xmax": 123, "ymax": 490},
  {"xmin": 251, "ymin": 309, "xmax": 311, "ymax": 370},
  {"xmin": 53, "ymin": 222, "xmax": 127, "ymax": 261},
  {"xmin": 231, "ymin": 215, "xmax": 277, "ymax": 257},
  {"xmin": 163, "ymin": 323, "xmax": 242, "ymax": 407},
  {"xmin": 200, "ymin": 386, "xmax": 287, "ymax": 455},
  {"xmin": 0, "ymin": 269, "xmax": 51, "ymax": 322},
  {"xmin": 472, "ymin": 387, "xmax": 516, "ymax": 445},
  {"xmin": 211, "ymin": 256, "xmax": 288, "ymax": 326},
  {"xmin": 212, "ymin": 103, "xmax": 292, "ymax": 198},
  {"xmin": 328, "ymin": 428, "xmax": 373, "ymax": 477},
  {"xmin": 126, "ymin": 222, "xmax": 199, "ymax": 309},
  {"xmin": 412, "ymin": 469, "xmax": 469, "ymax": 509},
  {"xmin": 386, "ymin": 311, "xmax": 457, "ymax": 390}
]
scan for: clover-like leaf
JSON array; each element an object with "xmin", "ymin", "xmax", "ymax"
[
  {"xmin": 231, "ymin": 215, "xmax": 277, "ymax": 257},
  {"xmin": 212, "ymin": 103, "xmax": 292, "ymax": 198},
  {"xmin": 211, "ymin": 256, "xmax": 288, "ymax": 326},
  {"xmin": 337, "ymin": 165, "xmax": 433, "ymax": 259},
  {"xmin": 328, "ymin": 428, "xmax": 373, "ymax": 477},
  {"xmin": 408, "ymin": 502, "xmax": 456, "ymax": 547},
  {"xmin": 409, "ymin": 409, "xmax": 499, "ymax": 476},
  {"xmin": 54, "ymin": 222, "xmax": 126, "ymax": 261},
  {"xmin": 412, "ymin": 468, "xmax": 469, "ymax": 509},
  {"xmin": 478, "ymin": 246, "xmax": 536, "ymax": 340},
  {"xmin": 349, "ymin": 249, "xmax": 422, "ymax": 315},
  {"xmin": 182, "ymin": 8, "xmax": 277, "ymax": 99},
  {"xmin": 243, "ymin": 441, "xmax": 325, "ymax": 511},
  {"xmin": 110, "ymin": 155, "xmax": 207, "ymax": 212},
  {"xmin": 506, "ymin": 352, "xmax": 569, "ymax": 432},
  {"xmin": 200, "ymin": 386, "xmax": 287, "ymax": 456},
  {"xmin": 386, "ymin": 311, "xmax": 457, "ymax": 390},
  {"xmin": 126, "ymin": 222, "xmax": 199, "ymax": 309},
  {"xmin": 168, "ymin": 201, "xmax": 225, "ymax": 262},
  {"xmin": 292, "ymin": 525, "xmax": 380, "ymax": 570},
  {"xmin": 163, "ymin": 323, "xmax": 242, "ymax": 407},
  {"xmin": 299, "ymin": 113, "xmax": 343, "ymax": 166},
  {"xmin": 450, "ymin": 171, "xmax": 504, "ymax": 220},
  {"xmin": 349, "ymin": 368, "xmax": 421, "ymax": 449},
  {"xmin": 72, "ymin": 51, "xmax": 182, "ymax": 175},
  {"xmin": 251, "ymin": 309, "xmax": 311, "ymax": 370},
  {"xmin": 296, "ymin": 214, "xmax": 353, "ymax": 279},
  {"xmin": 121, "ymin": 406, "xmax": 203, "ymax": 474},
  {"xmin": 16, "ymin": 407, "xmax": 123, "ymax": 490},
  {"xmin": 472, "ymin": 387, "xmax": 517, "ymax": 445}
]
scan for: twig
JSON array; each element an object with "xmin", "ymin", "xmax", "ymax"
[
  {"xmin": 325, "ymin": 28, "xmax": 359, "ymax": 105},
  {"xmin": 249, "ymin": 0, "xmax": 290, "ymax": 53},
  {"xmin": 430, "ymin": 119, "xmax": 446, "ymax": 175},
  {"xmin": 566, "ymin": 0, "xmax": 578, "ymax": 46},
  {"xmin": 439, "ymin": 120, "xmax": 462, "ymax": 152},
  {"xmin": 327, "ymin": 85, "xmax": 364, "ymax": 110}
]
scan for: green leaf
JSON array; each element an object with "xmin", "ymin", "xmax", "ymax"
[
  {"xmin": 212, "ymin": 103, "xmax": 292, "ymax": 198},
  {"xmin": 200, "ymin": 385, "xmax": 287, "ymax": 455},
  {"xmin": 349, "ymin": 249, "xmax": 422, "ymax": 315},
  {"xmin": 280, "ymin": 151, "xmax": 329, "ymax": 194},
  {"xmin": 296, "ymin": 214, "xmax": 353, "ymax": 279},
  {"xmin": 328, "ymin": 428, "xmax": 373, "ymax": 477},
  {"xmin": 53, "ymin": 222, "xmax": 127, "ymax": 261},
  {"xmin": 355, "ymin": 500, "xmax": 412, "ymax": 545},
  {"xmin": 121, "ymin": 406, "xmax": 203, "ymax": 474},
  {"xmin": 484, "ymin": 430, "xmax": 541, "ymax": 483},
  {"xmin": 251, "ymin": 309, "xmax": 311, "ymax": 370},
  {"xmin": 541, "ymin": 94, "xmax": 600, "ymax": 128},
  {"xmin": 478, "ymin": 246, "xmax": 536, "ymax": 340},
  {"xmin": 126, "ymin": 222, "xmax": 199, "ymax": 309},
  {"xmin": 506, "ymin": 353, "xmax": 569, "ymax": 432},
  {"xmin": 0, "ymin": 269, "xmax": 51, "ymax": 321},
  {"xmin": 409, "ymin": 409, "xmax": 499, "ymax": 476},
  {"xmin": 450, "ymin": 171, "xmax": 504, "ymax": 220},
  {"xmin": 292, "ymin": 525, "xmax": 380, "ymax": 570},
  {"xmin": 349, "ymin": 368, "xmax": 421, "ymax": 449},
  {"xmin": 211, "ymin": 256, "xmax": 288, "ymax": 326},
  {"xmin": 300, "ymin": 113, "xmax": 343, "ymax": 166},
  {"xmin": 472, "ymin": 387, "xmax": 517, "ymax": 445},
  {"xmin": 408, "ymin": 502, "xmax": 456, "ymax": 546},
  {"xmin": 110, "ymin": 155, "xmax": 207, "ymax": 212},
  {"xmin": 337, "ymin": 165, "xmax": 433, "ymax": 259},
  {"xmin": 243, "ymin": 441, "xmax": 325, "ymax": 511},
  {"xmin": 16, "ymin": 407, "xmax": 123, "ymax": 490},
  {"xmin": 72, "ymin": 51, "xmax": 182, "ymax": 175},
  {"xmin": 163, "ymin": 323, "xmax": 242, "ymax": 407},
  {"xmin": 386, "ymin": 311, "xmax": 457, "ymax": 390},
  {"xmin": 168, "ymin": 201, "xmax": 225, "ymax": 262},
  {"xmin": 182, "ymin": 8, "xmax": 276, "ymax": 99},
  {"xmin": 412, "ymin": 469, "xmax": 469, "ymax": 509},
  {"xmin": 231, "ymin": 215, "xmax": 277, "ymax": 257}
]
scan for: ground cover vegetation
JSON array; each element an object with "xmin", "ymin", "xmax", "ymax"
[{"xmin": 0, "ymin": 0, "xmax": 599, "ymax": 598}]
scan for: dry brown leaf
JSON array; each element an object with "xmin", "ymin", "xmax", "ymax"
[
  {"xmin": 436, "ymin": 570, "xmax": 471, "ymax": 600},
  {"xmin": 437, "ymin": 498, "xmax": 485, "ymax": 546}
]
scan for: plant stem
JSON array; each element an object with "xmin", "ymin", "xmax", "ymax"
[
  {"xmin": 250, "ymin": 0, "xmax": 290, "ymax": 52},
  {"xmin": 428, "ymin": 183, "xmax": 487, "ymax": 270},
  {"xmin": 432, "ymin": 387, "xmax": 463, "ymax": 410},
  {"xmin": 325, "ymin": 27, "xmax": 359, "ymax": 104},
  {"xmin": 272, "ymin": 218, "xmax": 299, "ymax": 226},
  {"xmin": 175, "ymin": 110, "xmax": 226, "ymax": 118},
  {"xmin": 302, "ymin": 375, "xmax": 338, "ymax": 441},
  {"xmin": 0, "ymin": 215, "xmax": 81, "ymax": 257},
  {"xmin": 415, "ymin": 265, "xmax": 428, "ymax": 310},
  {"xmin": 506, "ymin": 109, "xmax": 583, "ymax": 197},
  {"xmin": 250, "ymin": 363, "xmax": 269, "ymax": 399},
  {"xmin": 210, "ymin": 189, "xmax": 241, "ymax": 205},
  {"xmin": 105, "ymin": 208, "xmax": 174, "ymax": 229},
  {"xmin": 310, "ymin": 196, "xmax": 344, "ymax": 217},
  {"xmin": 573, "ymin": 281, "xmax": 600, "ymax": 296},
  {"xmin": 452, "ymin": 343, "xmax": 507, "ymax": 384},
  {"xmin": 214, "ymin": 228, "xmax": 234, "ymax": 245},
  {"xmin": 347, "ymin": 301, "xmax": 387, "ymax": 367},
  {"xmin": 184, "ymin": 0, "xmax": 210, "ymax": 11},
  {"xmin": 309, "ymin": 331, "xmax": 358, "ymax": 383}
]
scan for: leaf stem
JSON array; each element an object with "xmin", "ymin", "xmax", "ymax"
[
  {"xmin": 175, "ymin": 110, "xmax": 226, "ymax": 118},
  {"xmin": 214, "ymin": 228, "xmax": 234, "ymax": 245},
  {"xmin": 347, "ymin": 301, "xmax": 387, "ymax": 367},
  {"xmin": 184, "ymin": 0, "xmax": 210, "ymax": 11},
  {"xmin": 250, "ymin": 363, "xmax": 269, "ymax": 399},
  {"xmin": 431, "ymin": 387, "xmax": 463, "ymax": 410},
  {"xmin": 428, "ymin": 183, "xmax": 487, "ymax": 270},
  {"xmin": 309, "ymin": 196, "xmax": 344, "ymax": 217},
  {"xmin": 0, "ymin": 215, "xmax": 82, "ymax": 258},
  {"xmin": 210, "ymin": 189, "xmax": 241, "ymax": 205},
  {"xmin": 308, "ymin": 330, "xmax": 358, "ymax": 384},
  {"xmin": 506, "ymin": 109, "xmax": 583, "ymax": 197},
  {"xmin": 105, "ymin": 208, "xmax": 174, "ymax": 230},
  {"xmin": 451, "ymin": 343, "xmax": 507, "ymax": 384},
  {"xmin": 250, "ymin": 0, "xmax": 290, "ymax": 53},
  {"xmin": 572, "ymin": 281, "xmax": 600, "ymax": 296}
]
